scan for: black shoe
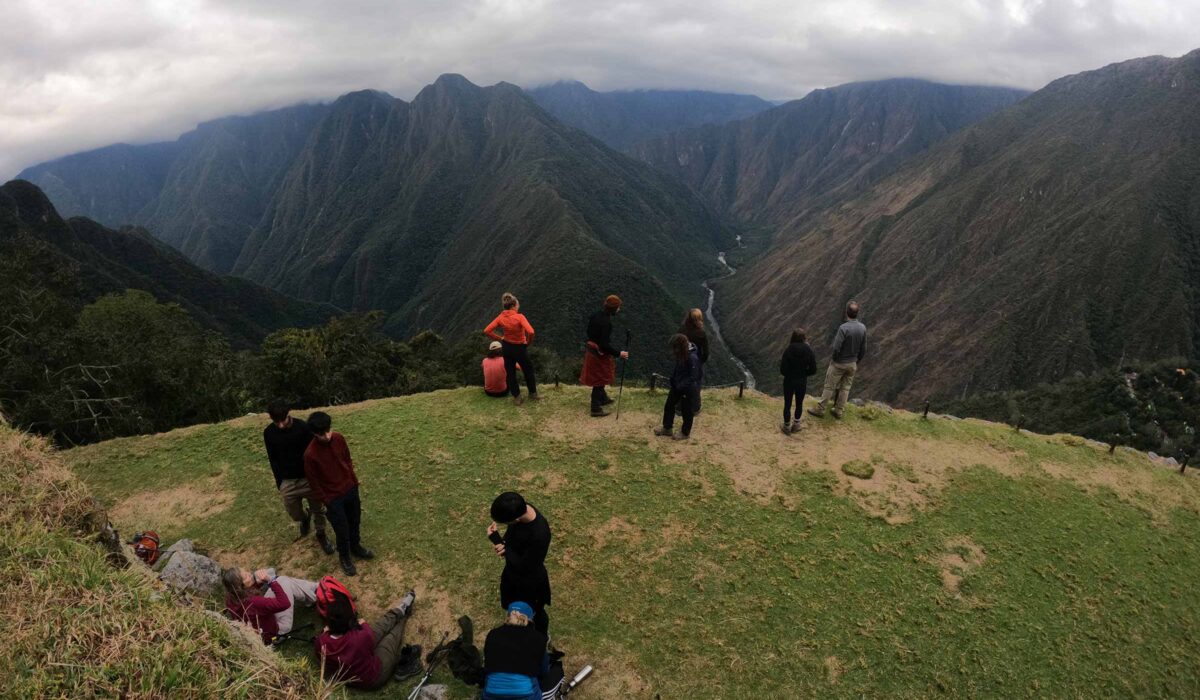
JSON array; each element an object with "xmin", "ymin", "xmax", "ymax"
[
  {"xmin": 351, "ymin": 545, "xmax": 375, "ymax": 559},
  {"xmin": 339, "ymin": 554, "xmax": 357, "ymax": 576},
  {"xmin": 315, "ymin": 531, "xmax": 335, "ymax": 555},
  {"xmin": 298, "ymin": 511, "xmax": 311, "ymax": 537},
  {"xmin": 393, "ymin": 644, "xmax": 423, "ymax": 681},
  {"xmin": 590, "ymin": 407, "xmax": 610, "ymax": 417},
  {"xmin": 600, "ymin": 396, "xmax": 615, "ymax": 406}
]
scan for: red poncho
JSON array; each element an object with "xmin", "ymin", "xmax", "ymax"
[{"xmin": 579, "ymin": 342, "xmax": 615, "ymax": 387}]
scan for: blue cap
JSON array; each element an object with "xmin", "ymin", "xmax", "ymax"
[{"xmin": 506, "ymin": 601, "xmax": 534, "ymax": 618}]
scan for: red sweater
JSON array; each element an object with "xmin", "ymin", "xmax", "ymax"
[
  {"xmin": 315, "ymin": 624, "xmax": 381, "ymax": 688},
  {"xmin": 303, "ymin": 432, "xmax": 360, "ymax": 504},
  {"xmin": 226, "ymin": 580, "xmax": 291, "ymax": 643}
]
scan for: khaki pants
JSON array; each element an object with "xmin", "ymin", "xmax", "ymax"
[
  {"xmin": 817, "ymin": 361, "xmax": 858, "ymax": 413},
  {"xmin": 279, "ymin": 478, "xmax": 326, "ymax": 534}
]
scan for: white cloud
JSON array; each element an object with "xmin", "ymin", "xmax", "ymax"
[{"xmin": 2, "ymin": 0, "xmax": 1197, "ymax": 178}]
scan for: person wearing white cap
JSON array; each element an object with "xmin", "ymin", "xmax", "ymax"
[{"xmin": 483, "ymin": 340, "xmax": 509, "ymax": 397}]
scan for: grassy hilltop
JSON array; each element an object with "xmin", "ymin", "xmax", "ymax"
[{"xmin": 65, "ymin": 387, "xmax": 1200, "ymax": 698}]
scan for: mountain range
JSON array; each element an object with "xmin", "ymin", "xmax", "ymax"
[
  {"xmin": 526, "ymin": 81, "xmax": 773, "ymax": 151},
  {"xmin": 0, "ymin": 179, "xmax": 334, "ymax": 348},
  {"xmin": 20, "ymin": 76, "xmax": 732, "ymax": 377},
  {"xmin": 718, "ymin": 51, "xmax": 1200, "ymax": 402}
]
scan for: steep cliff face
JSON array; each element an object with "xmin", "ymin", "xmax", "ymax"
[{"xmin": 721, "ymin": 52, "xmax": 1200, "ymax": 402}]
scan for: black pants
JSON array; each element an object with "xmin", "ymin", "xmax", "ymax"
[
  {"xmin": 663, "ymin": 388, "xmax": 694, "ymax": 436},
  {"xmin": 694, "ymin": 364, "xmax": 704, "ymax": 413},
  {"xmin": 783, "ymin": 377, "xmax": 808, "ymax": 423},
  {"xmin": 590, "ymin": 386, "xmax": 610, "ymax": 410},
  {"xmin": 502, "ymin": 342, "xmax": 537, "ymax": 397},
  {"xmin": 326, "ymin": 485, "xmax": 362, "ymax": 557}
]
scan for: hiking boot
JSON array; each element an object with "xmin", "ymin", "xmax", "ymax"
[
  {"xmin": 339, "ymin": 554, "xmax": 357, "ymax": 577},
  {"xmin": 807, "ymin": 407, "xmax": 826, "ymax": 419},
  {"xmin": 315, "ymin": 531, "xmax": 335, "ymax": 555},
  {"xmin": 393, "ymin": 644, "xmax": 423, "ymax": 682},
  {"xmin": 672, "ymin": 432, "xmax": 690, "ymax": 441},
  {"xmin": 653, "ymin": 426, "xmax": 673, "ymax": 437},
  {"xmin": 831, "ymin": 409, "xmax": 844, "ymax": 420},
  {"xmin": 781, "ymin": 421, "xmax": 792, "ymax": 435},
  {"xmin": 298, "ymin": 511, "xmax": 311, "ymax": 537},
  {"xmin": 790, "ymin": 420, "xmax": 802, "ymax": 433},
  {"xmin": 600, "ymin": 396, "xmax": 615, "ymax": 406},
  {"xmin": 513, "ymin": 395, "xmax": 525, "ymax": 406},
  {"xmin": 590, "ymin": 407, "xmax": 610, "ymax": 417},
  {"xmin": 395, "ymin": 589, "xmax": 417, "ymax": 617},
  {"xmin": 351, "ymin": 545, "xmax": 375, "ymax": 559},
  {"xmin": 528, "ymin": 393, "xmax": 541, "ymax": 401}
]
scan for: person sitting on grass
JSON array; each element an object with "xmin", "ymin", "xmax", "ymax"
[
  {"xmin": 483, "ymin": 341, "xmax": 509, "ymax": 398},
  {"xmin": 304, "ymin": 411, "xmax": 374, "ymax": 577},
  {"xmin": 315, "ymin": 588, "xmax": 417, "ymax": 690},
  {"xmin": 482, "ymin": 601, "xmax": 550, "ymax": 700},
  {"xmin": 778, "ymin": 327, "xmax": 817, "ymax": 434},
  {"xmin": 222, "ymin": 567, "xmax": 292, "ymax": 644},
  {"xmin": 654, "ymin": 333, "xmax": 701, "ymax": 441}
]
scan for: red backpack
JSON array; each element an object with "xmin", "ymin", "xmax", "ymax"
[
  {"xmin": 130, "ymin": 531, "xmax": 161, "ymax": 565},
  {"xmin": 315, "ymin": 575, "xmax": 356, "ymax": 619}
]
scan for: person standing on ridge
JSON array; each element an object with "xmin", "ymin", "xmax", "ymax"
[
  {"xmin": 654, "ymin": 333, "xmax": 701, "ymax": 440},
  {"xmin": 485, "ymin": 293, "xmax": 538, "ymax": 405},
  {"xmin": 809, "ymin": 301, "xmax": 867, "ymax": 420},
  {"xmin": 487, "ymin": 491, "xmax": 552, "ymax": 634},
  {"xmin": 304, "ymin": 411, "xmax": 374, "ymax": 576},
  {"xmin": 581, "ymin": 295, "xmax": 629, "ymax": 417},
  {"xmin": 779, "ymin": 328, "xmax": 817, "ymax": 434},
  {"xmin": 678, "ymin": 308, "xmax": 709, "ymax": 414},
  {"xmin": 263, "ymin": 399, "xmax": 334, "ymax": 555}
]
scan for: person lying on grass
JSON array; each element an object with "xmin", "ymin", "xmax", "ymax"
[
  {"xmin": 223, "ymin": 566, "xmax": 318, "ymax": 640},
  {"xmin": 222, "ymin": 567, "xmax": 293, "ymax": 644},
  {"xmin": 482, "ymin": 601, "xmax": 550, "ymax": 700},
  {"xmin": 314, "ymin": 588, "xmax": 416, "ymax": 690}
]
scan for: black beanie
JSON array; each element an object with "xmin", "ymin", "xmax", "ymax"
[{"xmin": 491, "ymin": 492, "xmax": 527, "ymax": 523}]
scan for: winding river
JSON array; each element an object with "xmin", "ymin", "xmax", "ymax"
[{"xmin": 701, "ymin": 242, "xmax": 757, "ymax": 390}]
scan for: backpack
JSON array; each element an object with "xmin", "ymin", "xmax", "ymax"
[
  {"xmin": 129, "ymin": 531, "xmax": 161, "ymax": 565},
  {"xmin": 430, "ymin": 616, "xmax": 486, "ymax": 687},
  {"xmin": 315, "ymin": 575, "xmax": 356, "ymax": 619}
]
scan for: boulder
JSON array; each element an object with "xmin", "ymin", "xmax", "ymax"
[
  {"xmin": 159, "ymin": 550, "xmax": 222, "ymax": 594},
  {"xmin": 416, "ymin": 684, "xmax": 448, "ymax": 700}
]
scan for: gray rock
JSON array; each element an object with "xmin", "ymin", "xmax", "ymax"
[
  {"xmin": 159, "ymin": 550, "xmax": 222, "ymax": 593},
  {"xmin": 165, "ymin": 538, "xmax": 195, "ymax": 553},
  {"xmin": 416, "ymin": 685, "xmax": 448, "ymax": 700},
  {"xmin": 849, "ymin": 398, "xmax": 866, "ymax": 407},
  {"xmin": 867, "ymin": 401, "xmax": 894, "ymax": 414},
  {"xmin": 1149, "ymin": 451, "xmax": 1160, "ymax": 460}
]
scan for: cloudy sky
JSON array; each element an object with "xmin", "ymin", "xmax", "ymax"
[{"xmin": 2, "ymin": 0, "xmax": 1197, "ymax": 178}]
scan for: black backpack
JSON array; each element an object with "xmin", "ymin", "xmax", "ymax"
[{"xmin": 430, "ymin": 615, "xmax": 485, "ymax": 687}]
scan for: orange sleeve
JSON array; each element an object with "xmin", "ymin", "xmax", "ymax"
[
  {"xmin": 484, "ymin": 316, "xmax": 503, "ymax": 341},
  {"xmin": 521, "ymin": 315, "xmax": 534, "ymax": 337}
]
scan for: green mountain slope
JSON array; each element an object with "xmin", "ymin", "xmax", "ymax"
[
  {"xmin": 632, "ymin": 79, "xmax": 1028, "ymax": 226},
  {"xmin": 232, "ymin": 76, "xmax": 730, "ymax": 374},
  {"xmin": 66, "ymin": 386, "xmax": 1200, "ymax": 698},
  {"xmin": 722, "ymin": 50, "xmax": 1200, "ymax": 402},
  {"xmin": 0, "ymin": 179, "xmax": 335, "ymax": 348},
  {"xmin": 526, "ymin": 80, "xmax": 773, "ymax": 151}
]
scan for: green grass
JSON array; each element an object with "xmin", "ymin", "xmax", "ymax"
[{"xmin": 66, "ymin": 387, "xmax": 1200, "ymax": 698}]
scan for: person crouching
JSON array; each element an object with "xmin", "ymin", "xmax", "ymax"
[{"xmin": 483, "ymin": 601, "xmax": 550, "ymax": 700}]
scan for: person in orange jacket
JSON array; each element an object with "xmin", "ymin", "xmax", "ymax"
[{"xmin": 484, "ymin": 293, "xmax": 538, "ymax": 405}]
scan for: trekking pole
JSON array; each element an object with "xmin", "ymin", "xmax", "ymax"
[
  {"xmin": 407, "ymin": 631, "xmax": 450, "ymax": 700},
  {"xmin": 269, "ymin": 622, "xmax": 314, "ymax": 647},
  {"xmin": 615, "ymin": 329, "xmax": 631, "ymax": 420}
]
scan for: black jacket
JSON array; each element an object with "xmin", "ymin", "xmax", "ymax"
[
  {"xmin": 586, "ymin": 309, "xmax": 619, "ymax": 356},
  {"xmin": 779, "ymin": 341, "xmax": 817, "ymax": 380},
  {"xmin": 670, "ymin": 343, "xmax": 702, "ymax": 392},
  {"xmin": 263, "ymin": 417, "xmax": 313, "ymax": 488},
  {"xmin": 499, "ymin": 507, "xmax": 552, "ymax": 607},
  {"xmin": 679, "ymin": 324, "xmax": 709, "ymax": 364},
  {"xmin": 483, "ymin": 624, "xmax": 549, "ymax": 677}
]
